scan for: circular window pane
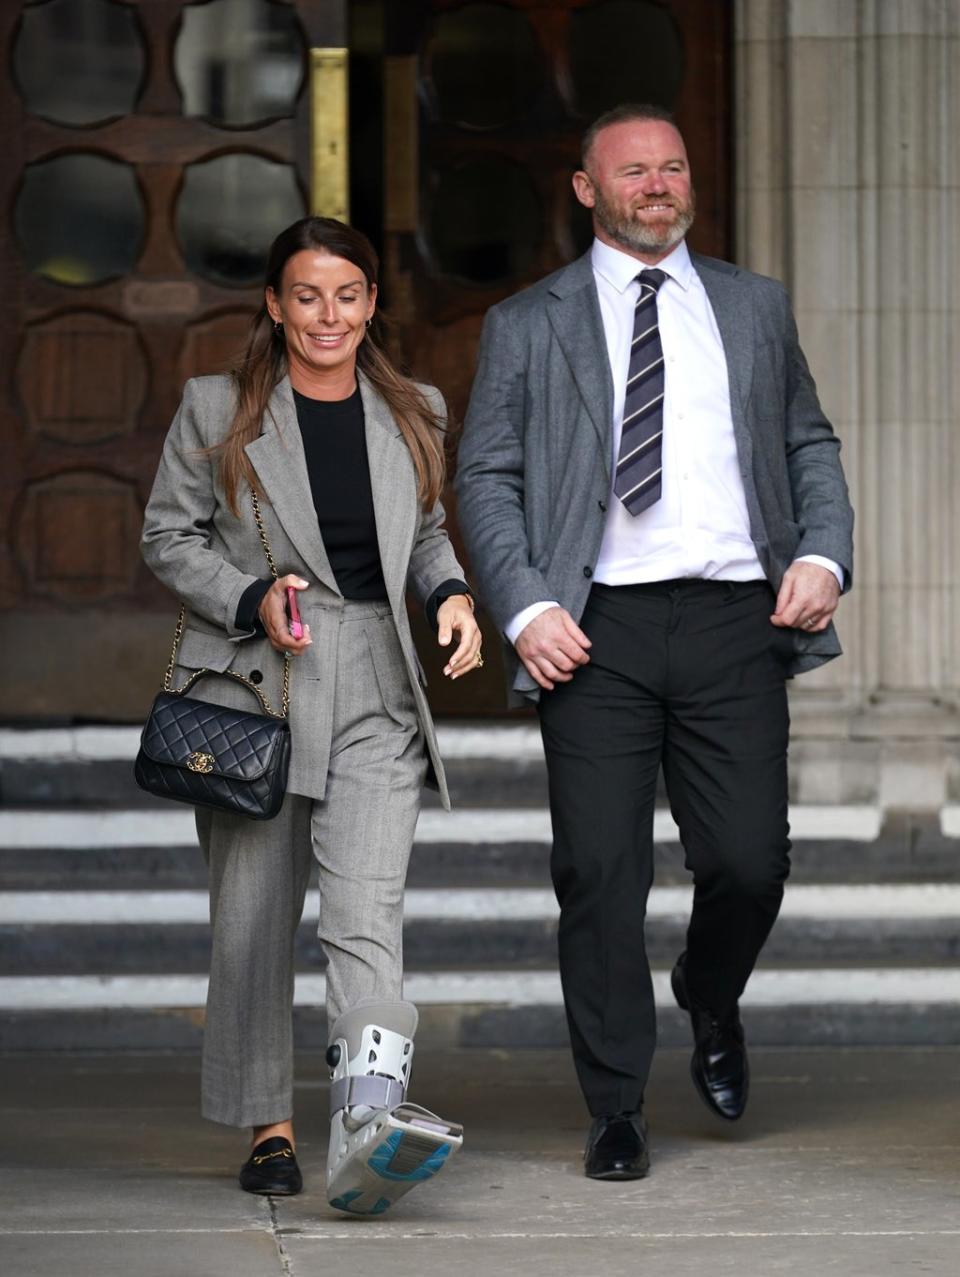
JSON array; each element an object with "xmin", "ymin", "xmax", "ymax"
[
  {"xmin": 15, "ymin": 153, "xmax": 144, "ymax": 285},
  {"xmin": 176, "ymin": 153, "xmax": 305, "ymax": 287},
  {"xmin": 428, "ymin": 157, "xmax": 543, "ymax": 284},
  {"xmin": 425, "ymin": 3, "xmax": 546, "ymax": 130},
  {"xmin": 13, "ymin": 0, "xmax": 145, "ymax": 127},
  {"xmin": 175, "ymin": 0, "xmax": 305, "ymax": 128},
  {"xmin": 570, "ymin": 0, "xmax": 683, "ymax": 119}
]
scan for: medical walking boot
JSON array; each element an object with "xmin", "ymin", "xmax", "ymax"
[{"xmin": 325, "ymin": 999, "xmax": 463, "ymax": 1215}]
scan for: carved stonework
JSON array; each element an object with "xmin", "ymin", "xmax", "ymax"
[{"xmin": 735, "ymin": 0, "xmax": 960, "ymax": 803}]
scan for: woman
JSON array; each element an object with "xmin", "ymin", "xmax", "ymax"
[{"xmin": 141, "ymin": 217, "xmax": 481, "ymax": 1216}]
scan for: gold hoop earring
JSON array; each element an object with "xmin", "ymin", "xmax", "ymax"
[{"xmin": 365, "ymin": 319, "xmax": 372, "ymax": 329}]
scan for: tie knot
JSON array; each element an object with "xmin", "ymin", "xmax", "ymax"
[{"xmin": 638, "ymin": 268, "xmax": 667, "ymax": 292}]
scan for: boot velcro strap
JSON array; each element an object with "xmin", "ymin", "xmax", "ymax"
[{"xmin": 330, "ymin": 1075, "xmax": 405, "ymax": 1115}]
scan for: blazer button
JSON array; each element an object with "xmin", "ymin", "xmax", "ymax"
[
  {"xmin": 249, "ymin": 670, "xmax": 263, "ymax": 684},
  {"xmin": 598, "ymin": 499, "xmax": 607, "ymax": 512},
  {"xmin": 583, "ymin": 566, "xmax": 593, "ymax": 578}
]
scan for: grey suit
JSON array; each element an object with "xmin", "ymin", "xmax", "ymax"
[
  {"xmin": 456, "ymin": 246, "xmax": 854, "ymax": 1116},
  {"xmin": 141, "ymin": 371, "xmax": 464, "ymax": 1127},
  {"xmin": 143, "ymin": 371, "xmax": 459, "ymax": 803},
  {"xmin": 456, "ymin": 249, "xmax": 853, "ymax": 703}
]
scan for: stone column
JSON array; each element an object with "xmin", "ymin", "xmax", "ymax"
[{"xmin": 735, "ymin": 0, "xmax": 959, "ymax": 808}]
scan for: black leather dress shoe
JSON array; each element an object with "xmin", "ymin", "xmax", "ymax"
[
  {"xmin": 239, "ymin": 1136, "xmax": 303, "ymax": 1196},
  {"xmin": 671, "ymin": 953, "xmax": 749, "ymax": 1121},
  {"xmin": 584, "ymin": 1112, "xmax": 650, "ymax": 1180}
]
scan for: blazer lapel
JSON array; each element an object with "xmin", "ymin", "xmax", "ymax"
[
  {"xmin": 359, "ymin": 373, "xmax": 417, "ymax": 610},
  {"xmin": 244, "ymin": 376, "xmax": 340, "ymax": 592},
  {"xmin": 694, "ymin": 255, "xmax": 757, "ymax": 473},
  {"xmin": 546, "ymin": 252, "xmax": 614, "ymax": 465}
]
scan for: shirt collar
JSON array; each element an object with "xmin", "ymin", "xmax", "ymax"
[{"xmin": 591, "ymin": 236, "xmax": 693, "ymax": 294}]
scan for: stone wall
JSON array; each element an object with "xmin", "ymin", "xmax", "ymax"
[{"xmin": 735, "ymin": 0, "xmax": 959, "ymax": 809}]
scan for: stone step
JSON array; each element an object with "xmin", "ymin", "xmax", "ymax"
[
  {"xmin": 3, "ymin": 969, "xmax": 960, "ymax": 1052},
  {"xmin": 1, "ymin": 801, "xmax": 954, "ymax": 883},
  {"xmin": 1, "ymin": 720, "xmax": 957, "ymax": 1052},
  {"xmin": 4, "ymin": 885, "xmax": 960, "ymax": 972},
  {"xmin": 6, "ymin": 918, "xmax": 960, "ymax": 974},
  {"xmin": 0, "ymin": 754, "xmax": 552, "ymax": 811},
  {"xmin": 0, "ymin": 725, "xmax": 552, "ymax": 810},
  {"xmin": 2, "ymin": 820, "xmax": 957, "ymax": 888},
  {"xmin": 7, "ymin": 726, "xmax": 960, "ymax": 828}
]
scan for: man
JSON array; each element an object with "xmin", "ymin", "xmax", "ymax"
[{"xmin": 455, "ymin": 104, "xmax": 853, "ymax": 1180}]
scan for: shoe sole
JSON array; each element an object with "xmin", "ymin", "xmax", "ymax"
[
  {"xmin": 328, "ymin": 1116, "xmax": 462, "ymax": 1216},
  {"xmin": 240, "ymin": 1181, "xmax": 302, "ymax": 1196},
  {"xmin": 585, "ymin": 1163, "xmax": 650, "ymax": 1181}
]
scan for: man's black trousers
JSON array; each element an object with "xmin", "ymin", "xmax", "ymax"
[{"xmin": 537, "ymin": 579, "xmax": 792, "ymax": 1117}]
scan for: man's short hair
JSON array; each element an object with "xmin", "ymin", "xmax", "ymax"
[{"xmin": 581, "ymin": 103, "xmax": 678, "ymax": 170}]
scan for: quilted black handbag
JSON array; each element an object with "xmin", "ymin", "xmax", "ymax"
[{"xmin": 134, "ymin": 490, "xmax": 292, "ymax": 821}]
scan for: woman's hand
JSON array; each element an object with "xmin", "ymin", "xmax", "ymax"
[
  {"xmin": 437, "ymin": 594, "xmax": 483, "ymax": 679},
  {"xmin": 258, "ymin": 575, "xmax": 313, "ymax": 654}
]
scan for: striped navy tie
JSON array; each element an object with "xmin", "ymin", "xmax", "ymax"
[{"xmin": 614, "ymin": 268, "xmax": 668, "ymax": 516}]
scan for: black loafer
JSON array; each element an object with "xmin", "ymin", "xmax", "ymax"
[
  {"xmin": 239, "ymin": 1136, "xmax": 303, "ymax": 1196},
  {"xmin": 584, "ymin": 1111, "xmax": 650, "ymax": 1180},
  {"xmin": 672, "ymin": 953, "xmax": 749, "ymax": 1121}
]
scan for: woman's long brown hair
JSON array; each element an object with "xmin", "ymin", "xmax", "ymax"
[{"xmin": 215, "ymin": 217, "xmax": 447, "ymax": 515}]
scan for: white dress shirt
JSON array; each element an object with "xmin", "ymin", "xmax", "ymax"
[{"xmin": 505, "ymin": 237, "xmax": 840, "ymax": 644}]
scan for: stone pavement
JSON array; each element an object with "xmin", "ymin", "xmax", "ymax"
[{"xmin": 2, "ymin": 1046, "xmax": 959, "ymax": 1276}]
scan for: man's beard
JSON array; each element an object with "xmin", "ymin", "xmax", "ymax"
[{"xmin": 592, "ymin": 186, "xmax": 696, "ymax": 255}]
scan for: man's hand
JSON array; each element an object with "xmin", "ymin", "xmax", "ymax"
[
  {"xmin": 515, "ymin": 606, "xmax": 591, "ymax": 690},
  {"xmin": 771, "ymin": 562, "xmax": 840, "ymax": 633}
]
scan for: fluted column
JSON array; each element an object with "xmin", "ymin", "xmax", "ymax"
[{"xmin": 735, "ymin": 0, "xmax": 959, "ymax": 806}]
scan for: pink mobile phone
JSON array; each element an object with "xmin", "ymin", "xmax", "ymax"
[{"xmin": 286, "ymin": 586, "xmax": 304, "ymax": 639}]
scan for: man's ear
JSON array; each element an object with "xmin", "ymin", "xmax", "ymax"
[{"xmin": 572, "ymin": 170, "xmax": 596, "ymax": 210}]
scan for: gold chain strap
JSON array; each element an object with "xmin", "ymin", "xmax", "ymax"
[
  {"xmin": 251, "ymin": 487, "xmax": 291, "ymax": 717},
  {"xmin": 162, "ymin": 605, "xmax": 186, "ymax": 696},
  {"xmin": 251, "ymin": 488, "xmax": 278, "ymax": 576},
  {"xmin": 162, "ymin": 488, "xmax": 291, "ymax": 720}
]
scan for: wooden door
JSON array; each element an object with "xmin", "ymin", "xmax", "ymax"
[
  {"xmin": 0, "ymin": 0, "xmax": 731, "ymax": 723},
  {"xmin": 0, "ymin": 0, "xmax": 345, "ymax": 720},
  {"xmin": 376, "ymin": 0, "xmax": 733, "ymax": 711}
]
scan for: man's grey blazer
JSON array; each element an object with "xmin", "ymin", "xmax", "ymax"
[
  {"xmin": 141, "ymin": 372, "xmax": 465, "ymax": 804},
  {"xmin": 455, "ymin": 248, "xmax": 854, "ymax": 704}
]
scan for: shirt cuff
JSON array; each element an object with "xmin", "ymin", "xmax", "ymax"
[
  {"xmin": 794, "ymin": 555, "xmax": 844, "ymax": 591},
  {"xmin": 505, "ymin": 601, "xmax": 560, "ymax": 646},
  {"xmin": 234, "ymin": 578, "xmax": 272, "ymax": 635},
  {"xmin": 425, "ymin": 579, "xmax": 472, "ymax": 631}
]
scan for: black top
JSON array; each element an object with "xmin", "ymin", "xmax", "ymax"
[
  {"xmin": 294, "ymin": 385, "xmax": 388, "ymax": 600},
  {"xmin": 234, "ymin": 384, "xmax": 469, "ymax": 633}
]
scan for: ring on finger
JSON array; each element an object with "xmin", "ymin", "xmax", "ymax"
[{"xmin": 475, "ymin": 652, "xmax": 484, "ymax": 668}]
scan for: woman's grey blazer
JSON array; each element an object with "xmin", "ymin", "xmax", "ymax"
[{"xmin": 140, "ymin": 371, "xmax": 464, "ymax": 807}]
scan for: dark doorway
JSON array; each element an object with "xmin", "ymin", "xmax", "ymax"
[{"xmin": 369, "ymin": 0, "xmax": 733, "ymax": 711}]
